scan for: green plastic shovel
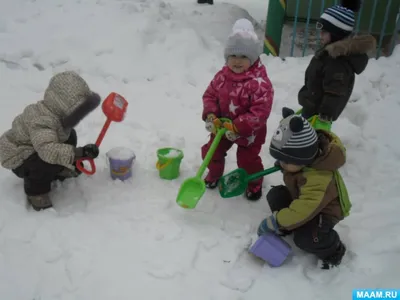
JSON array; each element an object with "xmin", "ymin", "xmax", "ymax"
[
  {"xmin": 218, "ymin": 166, "xmax": 280, "ymax": 198},
  {"xmin": 176, "ymin": 126, "xmax": 228, "ymax": 209}
]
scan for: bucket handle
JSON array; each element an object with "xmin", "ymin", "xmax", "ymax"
[{"xmin": 156, "ymin": 159, "xmax": 172, "ymax": 170}]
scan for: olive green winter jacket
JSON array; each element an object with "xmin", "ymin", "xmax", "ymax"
[{"xmin": 276, "ymin": 131, "xmax": 351, "ymax": 231}]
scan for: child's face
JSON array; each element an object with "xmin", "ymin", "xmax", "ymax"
[
  {"xmin": 320, "ymin": 30, "xmax": 331, "ymax": 45},
  {"xmin": 280, "ymin": 161, "xmax": 304, "ymax": 173},
  {"xmin": 227, "ymin": 55, "xmax": 251, "ymax": 73}
]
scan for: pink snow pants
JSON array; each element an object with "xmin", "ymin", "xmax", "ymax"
[{"xmin": 201, "ymin": 136, "xmax": 264, "ymax": 190}]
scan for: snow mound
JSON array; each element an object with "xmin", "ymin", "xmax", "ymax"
[{"xmin": 107, "ymin": 147, "xmax": 136, "ymax": 161}]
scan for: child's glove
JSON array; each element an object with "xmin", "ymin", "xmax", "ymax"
[
  {"xmin": 223, "ymin": 122, "xmax": 239, "ymax": 141},
  {"xmin": 257, "ymin": 212, "xmax": 281, "ymax": 236},
  {"xmin": 315, "ymin": 114, "xmax": 332, "ymax": 131},
  {"xmin": 274, "ymin": 160, "xmax": 283, "ymax": 172},
  {"xmin": 308, "ymin": 114, "xmax": 332, "ymax": 131},
  {"xmin": 75, "ymin": 144, "xmax": 100, "ymax": 159},
  {"xmin": 205, "ymin": 114, "xmax": 222, "ymax": 134}
]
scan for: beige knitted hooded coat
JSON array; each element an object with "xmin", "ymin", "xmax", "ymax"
[{"xmin": 0, "ymin": 71, "xmax": 96, "ymax": 171}]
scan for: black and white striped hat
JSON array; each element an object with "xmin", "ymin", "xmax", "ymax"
[
  {"xmin": 317, "ymin": 0, "xmax": 361, "ymax": 40},
  {"xmin": 269, "ymin": 108, "xmax": 319, "ymax": 166}
]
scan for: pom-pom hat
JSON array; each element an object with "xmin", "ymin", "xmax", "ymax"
[{"xmin": 224, "ymin": 18, "xmax": 262, "ymax": 66}]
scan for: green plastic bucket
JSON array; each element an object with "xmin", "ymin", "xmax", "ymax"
[{"xmin": 156, "ymin": 148, "xmax": 184, "ymax": 180}]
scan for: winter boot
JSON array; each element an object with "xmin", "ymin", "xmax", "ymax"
[
  {"xmin": 55, "ymin": 163, "xmax": 83, "ymax": 181},
  {"xmin": 245, "ymin": 185, "xmax": 262, "ymax": 201},
  {"xmin": 56, "ymin": 167, "xmax": 80, "ymax": 181},
  {"xmin": 320, "ymin": 242, "xmax": 346, "ymax": 270},
  {"xmin": 27, "ymin": 194, "xmax": 53, "ymax": 211},
  {"xmin": 197, "ymin": 0, "xmax": 213, "ymax": 4},
  {"xmin": 204, "ymin": 173, "xmax": 219, "ymax": 189},
  {"xmin": 205, "ymin": 179, "xmax": 219, "ymax": 189}
]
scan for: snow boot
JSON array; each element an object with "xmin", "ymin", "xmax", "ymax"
[
  {"xmin": 204, "ymin": 173, "xmax": 219, "ymax": 189},
  {"xmin": 205, "ymin": 179, "xmax": 219, "ymax": 189},
  {"xmin": 197, "ymin": 0, "xmax": 213, "ymax": 4},
  {"xmin": 245, "ymin": 185, "xmax": 262, "ymax": 201},
  {"xmin": 55, "ymin": 163, "xmax": 83, "ymax": 181},
  {"xmin": 320, "ymin": 242, "xmax": 346, "ymax": 270},
  {"xmin": 56, "ymin": 168, "xmax": 80, "ymax": 181},
  {"xmin": 27, "ymin": 194, "xmax": 53, "ymax": 211}
]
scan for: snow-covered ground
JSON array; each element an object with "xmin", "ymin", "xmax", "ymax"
[{"xmin": 1, "ymin": 0, "xmax": 400, "ymax": 299}]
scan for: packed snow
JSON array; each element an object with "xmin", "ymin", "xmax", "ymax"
[
  {"xmin": 161, "ymin": 148, "xmax": 183, "ymax": 159},
  {"xmin": 1, "ymin": 0, "xmax": 400, "ymax": 299},
  {"xmin": 107, "ymin": 147, "xmax": 136, "ymax": 161}
]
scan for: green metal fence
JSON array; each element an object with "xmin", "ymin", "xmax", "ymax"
[{"xmin": 264, "ymin": 0, "xmax": 400, "ymax": 58}]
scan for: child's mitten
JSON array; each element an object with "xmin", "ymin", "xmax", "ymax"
[
  {"xmin": 75, "ymin": 144, "xmax": 100, "ymax": 159},
  {"xmin": 308, "ymin": 114, "xmax": 332, "ymax": 131},
  {"xmin": 314, "ymin": 114, "xmax": 332, "ymax": 131},
  {"xmin": 274, "ymin": 160, "xmax": 282, "ymax": 171},
  {"xmin": 257, "ymin": 212, "xmax": 281, "ymax": 236},
  {"xmin": 205, "ymin": 114, "xmax": 222, "ymax": 134},
  {"xmin": 223, "ymin": 122, "xmax": 239, "ymax": 141}
]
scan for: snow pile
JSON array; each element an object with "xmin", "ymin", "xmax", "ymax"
[
  {"xmin": 0, "ymin": 0, "xmax": 399, "ymax": 299},
  {"xmin": 160, "ymin": 148, "xmax": 183, "ymax": 159},
  {"xmin": 107, "ymin": 147, "xmax": 136, "ymax": 161}
]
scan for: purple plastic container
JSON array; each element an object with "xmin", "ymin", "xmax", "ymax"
[
  {"xmin": 249, "ymin": 232, "xmax": 292, "ymax": 267},
  {"xmin": 106, "ymin": 147, "xmax": 136, "ymax": 181}
]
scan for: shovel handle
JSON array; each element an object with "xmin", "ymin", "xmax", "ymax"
[
  {"xmin": 75, "ymin": 118, "xmax": 112, "ymax": 176},
  {"xmin": 247, "ymin": 166, "xmax": 281, "ymax": 182},
  {"xmin": 76, "ymin": 158, "xmax": 96, "ymax": 175},
  {"xmin": 196, "ymin": 127, "xmax": 227, "ymax": 178}
]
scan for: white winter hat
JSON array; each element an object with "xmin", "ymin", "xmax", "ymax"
[{"xmin": 224, "ymin": 18, "xmax": 262, "ymax": 66}]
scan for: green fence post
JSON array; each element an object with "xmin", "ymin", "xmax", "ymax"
[{"xmin": 264, "ymin": 0, "xmax": 286, "ymax": 56}]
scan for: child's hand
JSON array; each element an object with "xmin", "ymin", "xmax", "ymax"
[
  {"xmin": 205, "ymin": 114, "xmax": 222, "ymax": 134},
  {"xmin": 225, "ymin": 131, "xmax": 239, "ymax": 141},
  {"xmin": 75, "ymin": 144, "xmax": 100, "ymax": 159},
  {"xmin": 82, "ymin": 144, "xmax": 99, "ymax": 158},
  {"xmin": 257, "ymin": 212, "xmax": 281, "ymax": 236},
  {"xmin": 223, "ymin": 122, "xmax": 237, "ymax": 133},
  {"xmin": 223, "ymin": 121, "xmax": 239, "ymax": 141},
  {"xmin": 274, "ymin": 160, "xmax": 283, "ymax": 173},
  {"xmin": 314, "ymin": 114, "xmax": 332, "ymax": 131}
]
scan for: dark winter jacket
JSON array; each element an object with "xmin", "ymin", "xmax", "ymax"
[{"xmin": 298, "ymin": 34, "xmax": 376, "ymax": 121}]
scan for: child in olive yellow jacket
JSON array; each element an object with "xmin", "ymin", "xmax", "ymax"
[{"xmin": 257, "ymin": 107, "xmax": 351, "ymax": 270}]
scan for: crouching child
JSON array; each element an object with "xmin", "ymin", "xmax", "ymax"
[
  {"xmin": 0, "ymin": 71, "xmax": 101, "ymax": 211},
  {"xmin": 257, "ymin": 108, "xmax": 351, "ymax": 269}
]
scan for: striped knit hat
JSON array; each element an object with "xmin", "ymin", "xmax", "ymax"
[
  {"xmin": 269, "ymin": 108, "xmax": 319, "ymax": 166},
  {"xmin": 317, "ymin": 0, "xmax": 361, "ymax": 40}
]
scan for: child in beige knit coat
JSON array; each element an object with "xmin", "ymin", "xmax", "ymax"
[{"xmin": 0, "ymin": 71, "xmax": 101, "ymax": 211}]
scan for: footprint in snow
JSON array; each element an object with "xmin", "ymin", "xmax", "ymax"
[
  {"xmin": 302, "ymin": 249, "xmax": 357, "ymax": 284},
  {"xmin": 219, "ymin": 247, "xmax": 265, "ymax": 293}
]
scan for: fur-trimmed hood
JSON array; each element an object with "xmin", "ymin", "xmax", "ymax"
[
  {"xmin": 318, "ymin": 34, "xmax": 376, "ymax": 74},
  {"xmin": 325, "ymin": 34, "xmax": 376, "ymax": 58}
]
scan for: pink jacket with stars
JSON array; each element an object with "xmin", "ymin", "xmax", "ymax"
[{"xmin": 202, "ymin": 59, "xmax": 274, "ymax": 147}]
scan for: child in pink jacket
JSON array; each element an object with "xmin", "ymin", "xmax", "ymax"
[{"xmin": 201, "ymin": 18, "xmax": 274, "ymax": 201}]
